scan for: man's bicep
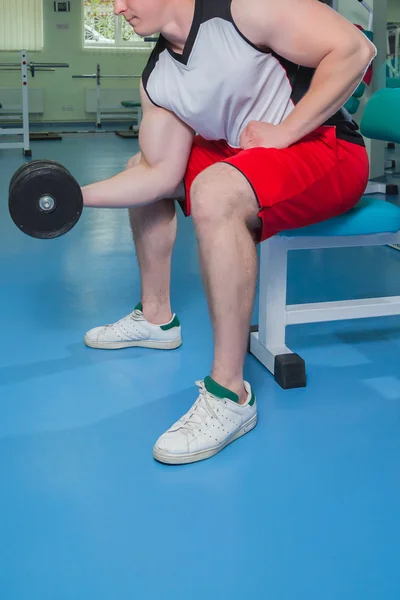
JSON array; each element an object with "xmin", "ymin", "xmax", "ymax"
[{"xmin": 139, "ymin": 82, "xmax": 194, "ymax": 183}]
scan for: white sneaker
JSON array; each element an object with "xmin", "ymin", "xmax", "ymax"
[
  {"xmin": 153, "ymin": 376, "xmax": 257, "ymax": 465},
  {"xmin": 84, "ymin": 303, "xmax": 182, "ymax": 350}
]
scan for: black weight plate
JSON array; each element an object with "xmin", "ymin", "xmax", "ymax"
[
  {"xmin": 9, "ymin": 159, "xmax": 71, "ymax": 196},
  {"xmin": 9, "ymin": 163, "xmax": 31, "ymax": 195},
  {"xmin": 9, "ymin": 163, "xmax": 83, "ymax": 239}
]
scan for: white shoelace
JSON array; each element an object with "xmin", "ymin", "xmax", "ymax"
[
  {"xmin": 131, "ymin": 309, "xmax": 144, "ymax": 321},
  {"xmin": 176, "ymin": 381, "xmax": 223, "ymax": 437},
  {"xmin": 104, "ymin": 309, "xmax": 144, "ymax": 332}
]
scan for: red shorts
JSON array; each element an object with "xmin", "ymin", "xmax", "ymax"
[{"xmin": 182, "ymin": 126, "xmax": 369, "ymax": 242}]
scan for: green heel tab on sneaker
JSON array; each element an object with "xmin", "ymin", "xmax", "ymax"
[
  {"xmin": 160, "ymin": 315, "xmax": 180, "ymax": 330},
  {"xmin": 204, "ymin": 376, "xmax": 255, "ymax": 406},
  {"xmin": 204, "ymin": 376, "xmax": 239, "ymax": 403},
  {"xmin": 134, "ymin": 303, "xmax": 180, "ymax": 330}
]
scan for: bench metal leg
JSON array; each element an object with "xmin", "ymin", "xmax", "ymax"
[{"xmin": 249, "ymin": 237, "xmax": 306, "ymax": 389}]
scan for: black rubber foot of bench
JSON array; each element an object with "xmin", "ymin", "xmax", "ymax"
[
  {"xmin": 29, "ymin": 133, "xmax": 62, "ymax": 141},
  {"xmin": 115, "ymin": 131, "xmax": 139, "ymax": 139},
  {"xmin": 274, "ymin": 354, "xmax": 307, "ymax": 389},
  {"xmin": 247, "ymin": 326, "xmax": 306, "ymax": 389},
  {"xmin": 387, "ymin": 184, "xmax": 399, "ymax": 196},
  {"xmin": 23, "ymin": 149, "xmax": 32, "ymax": 157}
]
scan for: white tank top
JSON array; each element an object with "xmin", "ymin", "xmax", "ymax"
[{"xmin": 142, "ymin": 0, "xmax": 363, "ymax": 148}]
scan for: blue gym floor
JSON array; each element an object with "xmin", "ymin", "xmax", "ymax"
[{"xmin": 1, "ymin": 136, "xmax": 399, "ymax": 600}]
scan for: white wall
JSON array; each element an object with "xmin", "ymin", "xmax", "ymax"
[
  {"xmin": 388, "ymin": 0, "xmax": 400, "ymax": 23},
  {"xmin": 338, "ymin": 0, "xmax": 371, "ymax": 27}
]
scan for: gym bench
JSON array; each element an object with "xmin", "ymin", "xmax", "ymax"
[{"xmin": 249, "ymin": 88, "xmax": 400, "ymax": 389}]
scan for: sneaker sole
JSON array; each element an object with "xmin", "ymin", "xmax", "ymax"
[
  {"xmin": 152, "ymin": 413, "xmax": 257, "ymax": 465},
  {"xmin": 84, "ymin": 336, "xmax": 182, "ymax": 350}
]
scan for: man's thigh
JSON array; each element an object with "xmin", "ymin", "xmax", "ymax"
[{"xmin": 222, "ymin": 126, "xmax": 369, "ymax": 241}]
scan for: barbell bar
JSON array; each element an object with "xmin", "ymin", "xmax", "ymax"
[
  {"xmin": 72, "ymin": 74, "xmax": 141, "ymax": 79},
  {"xmin": 72, "ymin": 62, "xmax": 140, "ymax": 80},
  {"xmin": 0, "ymin": 68, "xmax": 56, "ymax": 72},
  {"xmin": 0, "ymin": 61, "xmax": 69, "ymax": 77},
  {"xmin": 0, "ymin": 62, "xmax": 69, "ymax": 68}
]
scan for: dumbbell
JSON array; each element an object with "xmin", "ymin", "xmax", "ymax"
[{"xmin": 8, "ymin": 160, "xmax": 83, "ymax": 239}]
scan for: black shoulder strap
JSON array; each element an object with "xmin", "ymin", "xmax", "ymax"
[
  {"xmin": 141, "ymin": 37, "xmax": 167, "ymax": 106},
  {"xmin": 201, "ymin": 0, "xmax": 232, "ymax": 22}
]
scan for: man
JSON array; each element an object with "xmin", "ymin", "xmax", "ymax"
[{"xmin": 82, "ymin": 0, "xmax": 376, "ymax": 465}]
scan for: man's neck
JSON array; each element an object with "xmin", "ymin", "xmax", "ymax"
[{"xmin": 160, "ymin": 0, "xmax": 195, "ymax": 54}]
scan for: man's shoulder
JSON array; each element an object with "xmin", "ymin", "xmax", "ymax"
[{"xmin": 230, "ymin": 0, "xmax": 274, "ymax": 49}]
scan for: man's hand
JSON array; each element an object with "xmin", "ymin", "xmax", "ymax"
[{"xmin": 240, "ymin": 121, "xmax": 293, "ymax": 150}]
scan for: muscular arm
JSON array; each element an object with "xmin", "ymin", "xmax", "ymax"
[
  {"xmin": 82, "ymin": 83, "xmax": 194, "ymax": 208},
  {"xmin": 235, "ymin": 0, "xmax": 377, "ymax": 144}
]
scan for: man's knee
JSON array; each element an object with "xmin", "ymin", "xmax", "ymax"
[{"xmin": 190, "ymin": 164, "xmax": 258, "ymax": 227}]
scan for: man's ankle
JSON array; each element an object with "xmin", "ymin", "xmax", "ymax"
[
  {"xmin": 209, "ymin": 373, "xmax": 248, "ymax": 405},
  {"xmin": 141, "ymin": 301, "xmax": 173, "ymax": 326}
]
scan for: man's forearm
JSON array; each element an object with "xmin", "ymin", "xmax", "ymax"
[
  {"xmin": 280, "ymin": 44, "xmax": 376, "ymax": 144},
  {"xmin": 82, "ymin": 163, "xmax": 177, "ymax": 208}
]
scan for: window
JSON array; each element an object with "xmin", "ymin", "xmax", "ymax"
[
  {"xmin": 83, "ymin": 0, "xmax": 151, "ymax": 50},
  {"xmin": 387, "ymin": 23, "xmax": 400, "ymax": 57},
  {"xmin": 0, "ymin": 0, "xmax": 43, "ymax": 51}
]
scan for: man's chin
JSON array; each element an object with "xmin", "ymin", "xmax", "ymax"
[{"xmin": 131, "ymin": 22, "xmax": 157, "ymax": 38}]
